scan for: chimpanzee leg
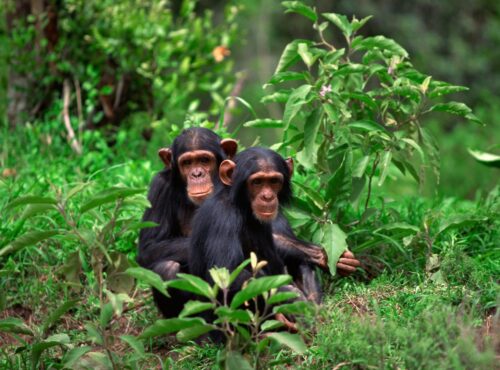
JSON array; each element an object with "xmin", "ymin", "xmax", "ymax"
[{"xmin": 294, "ymin": 264, "xmax": 322, "ymax": 304}]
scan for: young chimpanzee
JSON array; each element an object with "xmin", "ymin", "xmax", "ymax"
[
  {"xmin": 190, "ymin": 147, "xmax": 298, "ymax": 295},
  {"xmin": 137, "ymin": 127, "xmax": 238, "ymax": 317}
]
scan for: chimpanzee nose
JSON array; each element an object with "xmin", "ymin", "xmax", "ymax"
[
  {"xmin": 262, "ymin": 192, "xmax": 273, "ymax": 201},
  {"xmin": 192, "ymin": 169, "xmax": 203, "ymax": 178}
]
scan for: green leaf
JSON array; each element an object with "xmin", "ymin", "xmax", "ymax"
[
  {"xmin": 0, "ymin": 317, "xmax": 33, "ymax": 335},
  {"xmin": 140, "ymin": 317, "xmax": 206, "ymax": 339},
  {"xmin": 273, "ymin": 301, "xmax": 312, "ymax": 315},
  {"xmin": 243, "ymin": 119, "xmax": 283, "ymax": 128},
  {"xmin": 41, "ymin": 299, "xmax": 78, "ymax": 336},
  {"xmin": 229, "ymin": 259, "xmax": 251, "ymax": 286},
  {"xmin": 261, "ymin": 90, "xmax": 291, "ymax": 104},
  {"xmin": 120, "ymin": 335, "xmax": 145, "ymax": 357},
  {"xmin": 322, "ymin": 13, "xmax": 352, "ymax": 37},
  {"xmin": 214, "ymin": 307, "xmax": 252, "ymax": 323},
  {"xmin": 283, "ymin": 84, "xmax": 312, "ymax": 125},
  {"xmin": 375, "ymin": 222, "xmax": 420, "ymax": 235},
  {"xmin": 282, "ymin": 1, "xmax": 317, "ymax": 22},
  {"xmin": 352, "ymin": 35, "xmax": 408, "ymax": 57},
  {"xmin": 85, "ymin": 323, "xmax": 103, "ymax": 345},
  {"xmin": 99, "ymin": 303, "xmax": 114, "ymax": 328},
  {"xmin": 268, "ymin": 71, "xmax": 307, "ymax": 85},
  {"xmin": 179, "ymin": 301, "xmax": 215, "ymax": 318},
  {"xmin": 468, "ymin": 149, "xmax": 500, "ymax": 168},
  {"xmin": 5, "ymin": 195, "xmax": 57, "ymax": 212},
  {"xmin": 65, "ymin": 182, "xmax": 91, "ymax": 202},
  {"xmin": 323, "ymin": 223, "xmax": 348, "ymax": 276},
  {"xmin": 32, "ymin": 334, "xmax": 70, "ymax": 370},
  {"xmin": 177, "ymin": 324, "xmax": 214, "ymax": 342},
  {"xmin": 303, "ymin": 109, "xmax": 322, "ymax": 165},
  {"xmin": 294, "ymin": 181, "xmax": 325, "ymax": 211},
  {"xmin": 377, "ymin": 150, "xmax": 392, "ymax": 186},
  {"xmin": 428, "ymin": 85, "xmax": 468, "ymax": 99},
  {"xmin": 297, "ymin": 43, "xmax": 314, "ymax": 68},
  {"xmin": 401, "ymin": 138, "xmax": 425, "ymax": 161},
  {"xmin": 80, "ymin": 187, "xmax": 145, "ymax": 213},
  {"xmin": 260, "ymin": 319, "xmax": 284, "ymax": 332},
  {"xmin": 61, "ymin": 346, "xmax": 92, "ymax": 368},
  {"xmin": 169, "ymin": 273, "xmax": 215, "ymax": 299},
  {"xmin": 275, "ymin": 40, "xmax": 312, "ymax": 74},
  {"xmin": 125, "ymin": 267, "xmax": 169, "ymax": 298},
  {"xmin": 348, "ymin": 120, "xmax": 389, "ymax": 133},
  {"xmin": 429, "ymin": 102, "xmax": 482, "ymax": 124},
  {"xmin": 225, "ymin": 351, "xmax": 253, "ymax": 370},
  {"xmin": 437, "ymin": 215, "xmax": 488, "ymax": 237},
  {"xmin": 353, "ymin": 156, "xmax": 370, "ymax": 178},
  {"xmin": 230, "ymin": 275, "xmax": 292, "ymax": 309},
  {"xmin": 326, "ymin": 149, "xmax": 352, "ymax": 204},
  {"xmin": 351, "ymin": 15, "xmax": 373, "ymax": 32},
  {"xmin": 20, "ymin": 204, "xmax": 57, "ymax": 220},
  {"xmin": 0, "ymin": 230, "xmax": 59, "ymax": 258},
  {"xmin": 267, "ymin": 291, "xmax": 299, "ymax": 305},
  {"xmin": 267, "ymin": 332, "xmax": 307, "ymax": 354},
  {"xmin": 343, "ymin": 92, "xmax": 378, "ymax": 111}
]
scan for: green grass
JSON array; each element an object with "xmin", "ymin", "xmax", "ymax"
[{"xmin": 1, "ymin": 124, "xmax": 498, "ymax": 369}]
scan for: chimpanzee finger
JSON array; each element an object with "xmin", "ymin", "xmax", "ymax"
[
  {"xmin": 338, "ymin": 257, "xmax": 361, "ymax": 267},
  {"xmin": 336, "ymin": 262, "xmax": 357, "ymax": 272},
  {"xmin": 342, "ymin": 250, "xmax": 355, "ymax": 258}
]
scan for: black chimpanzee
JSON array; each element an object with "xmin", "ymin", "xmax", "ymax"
[
  {"xmin": 190, "ymin": 147, "xmax": 298, "ymax": 297},
  {"xmin": 137, "ymin": 127, "xmax": 238, "ymax": 318}
]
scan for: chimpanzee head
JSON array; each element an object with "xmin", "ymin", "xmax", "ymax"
[
  {"xmin": 158, "ymin": 127, "xmax": 237, "ymax": 205},
  {"xmin": 219, "ymin": 147, "xmax": 293, "ymax": 222}
]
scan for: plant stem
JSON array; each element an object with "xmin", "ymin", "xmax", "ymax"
[{"xmin": 364, "ymin": 153, "xmax": 380, "ymax": 211}]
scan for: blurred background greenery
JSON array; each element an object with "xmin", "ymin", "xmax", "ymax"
[{"xmin": 0, "ymin": 0, "xmax": 498, "ymax": 197}]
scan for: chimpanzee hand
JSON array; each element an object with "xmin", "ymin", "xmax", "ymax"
[{"xmin": 336, "ymin": 250, "xmax": 361, "ymax": 277}]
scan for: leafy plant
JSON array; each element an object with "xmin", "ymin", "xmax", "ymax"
[
  {"xmin": 132, "ymin": 253, "xmax": 310, "ymax": 369},
  {"xmin": 250, "ymin": 1, "xmax": 482, "ymax": 275}
]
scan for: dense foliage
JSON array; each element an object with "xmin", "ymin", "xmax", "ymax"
[{"xmin": 0, "ymin": 1, "xmax": 498, "ymax": 369}]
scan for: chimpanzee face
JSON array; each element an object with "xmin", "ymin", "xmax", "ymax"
[
  {"xmin": 247, "ymin": 168, "xmax": 284, "ymax": 222},
  {"xmin": 177, "ymin": 150, "xmax": 217, "ymax": 205}
]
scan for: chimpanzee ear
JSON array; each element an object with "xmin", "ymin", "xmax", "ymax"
[
  {"xmin": 219, "ymin": 159, "xmax": 236, "ymax": 186},
  {"xmin": 285, "ymin": 157, "xmax": 294, "ymax": 176},
  {"xmin": 158, "ymin": 148, "xmax": 173, "ymax": 168},
  {"xmin": 220, "ymin": 139, "xmax": 238, "ymax": 159}
]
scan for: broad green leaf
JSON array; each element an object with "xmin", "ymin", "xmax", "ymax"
[
  {"xmin": 230, "ymin": 275, "xmax": 292, "ymax": 309},
  {"xmin": 0, "ymin": 317, "xmax": 33, "ymax": 335},
  {"xmin": 179, "ymin": 301, "xmax": 215, "ymax": 318},
  {"xmin": 267, "ymin": 291, "xmax": 299, "ymax": 305},
  {"xmin": 244, "ymin": 119, "xmax": 283, "ymax": 128},
  {"xmin": 140, "ymin": 317, "xmax": 206, "ymax": 339},
  {"xmin": 324, "ymin": 48, "xmax": 345, "ymax": 65},
  {"xmin": 20, "ymin": 204, "xmax": 57, "ymax": 220},
  {"xmin": 0, "ymin": 230, "xmax": 59, "ymax": 258},
  {"xmin": 282, "ymin": 1, "xmax": 317, "ymax": 22},
  {"xmin": 214, "ymin": 307, "xmax": 252, "ymax": 323},
  {"xmin": 229, "ymin": 259, "xmax": 251, "ymax": 285},
  {"xmin": 177, "ymin": 324, "xmax": 213, "ymax": 342},
  {"xmin": 468, "ymin": 149, "xmax": 500, "ymax": 168},
  {"xmin": 377, "ymin": 150, "xmax": 392, "ymax": 186},
  {"xmin": 85, "ymin": 323, "xmax": 103, "ymax": 345},
  {"xmin": 125, "ymin": 267, "xmax": 169, "ymax": 297},
  {"xmin": 348, "ymin": 119, "xmax": 389, "ymax": 133},
  {"xmin": 429, "ymin": 102, "xmax": 482, "ymax": 124},
  {"xmin": 99, "ymin": 303, "xmax": 114, "ymax": 328},
  {"xmin": 294, "ymin": 181, "xmax": 325, "ymax": 211},
  {"xmin": 5, "ymin": 195, "xmax": 57, "ymax": 212},
  {"xmin": 352, "ymin": 35, "xmax": 408, "ymax": 58},
  {"xmin": 353, "ymin": 156, "xmax": 370, "ymax": 178},
  {"xmin": 169, "ymin": 273, "xmax": 214, "ymax": 299},
  {"xmin": 225, "ymin": 351, "xmax": 253, "ymax": 370},
  {"xmin": 428, "ymin": 85, "xmax": 468, "ymax": 98},
  {"xmin": 401, "ymin": 138, "xmax": 425, "ymax": 161},
  {"xmin": 41, "ymin": 299, "xmax": 78, "ymax": 336},
  {"xmin": 297, "ymin": 43, "xmax": 314, "ymax": 68},
  {"xmin": 283, "ymin": 84, "xmax": 312, "ymax": 125},
  {"xmin": 332, "ymin": 63, "xmax": 368, "ymax": 76},
  {"xmin": 322, "ymin": 13, "xmax": 352, "ymax": 37},
  {"xmin": 261, "ymin": 319, "xmax": 284, "ymax": 332},
  {"xmin": 375, "ymin": 223, "xmax": 420, "ymax": 235},
  {"xmin": 65, "ymin": 182, "xmax": 91, "ymax": 202},
  {"xmin": 343, "ymin": 92, "xmax": 378, "ymax": 111},
  {"xmin": 61, "ymin": 346, "xmax": 92, "ymax": 368},
  {"xmin": 273, "ymin": 301, "xmax": 312, "ymax": 315},
  {"xmin": 120, "ymin": 335, "xmax": 145, "ymax": 357},
  {"xmin": 326, "ymin": 149, "xmax": 352, "ymax": 204},
  {"xmin": 261, "ymin": 90, "xmax": 291, "ymax": 104},
  {"xmin": 80, "ymin": 187, "xmax": 145, "ymax": 213},
  {"xmin": 32, "ymin": 334, "xmax": 70, "ymax": 370},
  {"xmin": 351, "ymin": 15, "xmax": 373, "ymax": 32},
  {"xmin": 437, "ymin": 215, "xmax": 488, "ymax": 237},
  {"xmin": 274, "ymin": 40, "xmax": 312, "ymax": 74},
  {"xmin": 303, "ymin": 109, "xmax": 322, "ymax": 165},
  {"xmin": 268, "ymin": 71, "xmax": 307, "ymax": 85},
  {"xmin": 267, "ymin": 332, "xmax": 307, "ymax": 354},
  {"xmin": 210, "ymin": 267, "xmax": 230, "ymax": 289},
  {"xmin": 323, "ymin": 223, "xmax": 348, "ymax": 276}
]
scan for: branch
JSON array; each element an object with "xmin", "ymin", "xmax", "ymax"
[{"xmin": 62, "ymin": 79, "xmax": 82, "ymax": 155}]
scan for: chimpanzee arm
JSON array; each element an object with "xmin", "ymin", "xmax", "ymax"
[
  {"xmin": 138, "ymin": 169, "xmax": 188, "ymax": 269},
  {"xmin": 272, "ymin": 212, "xmax": 328, "ymax": 269}
]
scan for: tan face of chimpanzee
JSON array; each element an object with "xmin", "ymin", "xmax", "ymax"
[
  {"xmin": 177, "ymin": 150, "xmax": 217, "ymax": 205},
  {"xmin": 247, "ymin": 170, "xmax": 284, "ymax": 222}
]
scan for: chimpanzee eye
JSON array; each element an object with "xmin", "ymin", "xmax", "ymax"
[
  {"xmin": 270, "ymin": 178, "xmax": 281, "ymax": 184},
  {"xmin": 200, "ymin": 156, "xmax": 210, "ymax": 164},
  {"xmin": 182, "ymin": 159, "xmax": 192, "ymax": 166},
  {"xmin": 252, "ymin": 178, "xmax": 263, "ymax": 185}
]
